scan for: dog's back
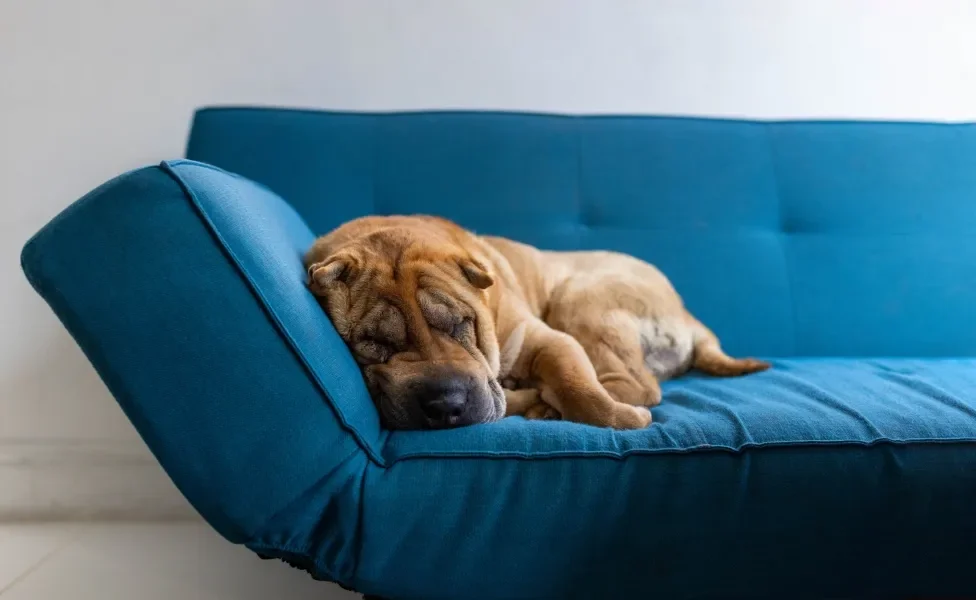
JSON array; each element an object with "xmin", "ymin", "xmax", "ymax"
[{"xmin": 482, "ymin": 234, "xmax": 769, "ymax": 407}]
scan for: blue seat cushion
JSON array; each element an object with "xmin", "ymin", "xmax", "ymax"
[
  {"xmin": 385, "ymin": 358, "xmax": 976, "ymax": 459},
  {"xmin": 357, "ymin": 358, "xmax": 976, "ymax": 599}
]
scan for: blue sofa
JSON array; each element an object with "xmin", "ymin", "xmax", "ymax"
[{"xmin": 22, "ymin": 107, "xmax": 976, "ymax": 599}]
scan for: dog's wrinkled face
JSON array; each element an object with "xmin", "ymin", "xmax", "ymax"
[{"xmin": 307, "ymin": 226, "xmax": 505, "ymax": 430}]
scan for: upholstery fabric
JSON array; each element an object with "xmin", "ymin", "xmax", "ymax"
[{"xmin": 22, "ymin": 107, "xmax": 976, "ymax": 599}]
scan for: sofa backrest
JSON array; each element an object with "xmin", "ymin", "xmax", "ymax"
[{"xmin": 187, "ymin": 108, "xmax": 976, "ymax": 358}]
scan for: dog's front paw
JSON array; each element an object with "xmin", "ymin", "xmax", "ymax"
[
  {"xmin": 611, "ymin": 405, "xmax": 652, "ymax": 429},
  {"xmin": 600, "ymin": 374, "xmax": 662, "ymax": 407},
  {"xmin": 524, "ymin": 402, "xmax": 561, "ymax": 421},
  {"xmin": 504, "ymin": 388, "xmax": 541, "ymax": 417}
]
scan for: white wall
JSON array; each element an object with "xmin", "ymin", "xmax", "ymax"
[{"xmin": 3, "ymin": 0, "xmax": 976, "ymax": 517}]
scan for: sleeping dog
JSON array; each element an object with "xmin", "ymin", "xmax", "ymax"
[{"xmin": 305, "ymin": 215, "xmax": 768, "ymax": 430}]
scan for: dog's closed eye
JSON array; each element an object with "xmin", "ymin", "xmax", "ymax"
[
  {"xmin": 354, "ymin": 340, "xmax": 390, "ymax": 364},
  {"xmin": 426, "ymin": 303, "xmax": 457, "ymax": 333},
  {"xmin": 451, "ymin": 318, "xmax": 476, "ymax": 346},
  {"xmin": 418, "ymin": 289, "xmax": 462, "ymax": 332}
]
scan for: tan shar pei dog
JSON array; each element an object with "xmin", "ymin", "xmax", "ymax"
[{"xmin": 305, "ymin": 216, "xmax": 768, "ymax": 430}]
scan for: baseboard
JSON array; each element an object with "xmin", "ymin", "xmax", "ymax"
[{"xmin": 0, "ymin": 438, "xmax": 197, "ymax": 521}]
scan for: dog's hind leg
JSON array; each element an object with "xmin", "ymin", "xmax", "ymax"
[{"xmin": 554, "ymin": 315, "xmax": 663, "ymax": 408}]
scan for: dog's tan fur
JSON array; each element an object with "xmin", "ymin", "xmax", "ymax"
[{"xmin": 306, "ymin": 215, "xmax": 768, "ymax": 430}]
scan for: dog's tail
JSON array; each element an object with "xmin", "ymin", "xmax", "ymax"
[{"xmin": 688, "ymin": 315, "xmax": 770, "ymax": 377}]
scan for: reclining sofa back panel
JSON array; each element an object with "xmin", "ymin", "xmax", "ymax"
[{"xmin": 188, "ymin": 108, "xmax": 976, "ymax": 358}]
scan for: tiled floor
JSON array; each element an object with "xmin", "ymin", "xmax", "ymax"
[{"xmin": 0, "ymin": 521, "xmax": 359, "ymax": 599}]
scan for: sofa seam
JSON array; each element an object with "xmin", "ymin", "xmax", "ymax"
[
  {"xmin": 765, "ymin": 123, "xmax": 801, "ymax": 356},
  {"xmin": 351, "ymin": 461, "xmax": 370, "ymax": 587},
  {"xmin": 159, "ymin": 160, "xmax": 386, "ymax": 467},
  {"xmin": 382, "ymin": 435, "xmax": 976, "ymax": 464}
]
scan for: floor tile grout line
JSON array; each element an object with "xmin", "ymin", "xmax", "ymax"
[{"xmin": 0, "ymin": 527, "xmax": 81, "ymax": 597}]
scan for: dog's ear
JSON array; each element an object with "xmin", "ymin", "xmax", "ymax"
[
  {"xmin": 458, "ymin": 257, "xmax": 494, "ymax": 289},
  {"xmin": 307, "ymin": 255, "xmax": 353, "ymax": 292}
]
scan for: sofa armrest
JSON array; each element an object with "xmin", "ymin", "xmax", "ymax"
[{"xmin": 21, "ymin": 161, "xmax": 380, "ymax": 579}]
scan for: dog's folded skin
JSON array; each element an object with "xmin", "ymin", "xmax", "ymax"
[{"xmin": 305, "ymin": 215, "xmax": 768, "ymax": 431}]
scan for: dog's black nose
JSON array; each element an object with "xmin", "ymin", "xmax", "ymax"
[{"xmin": 416, "ymin": 378, "xmax": 468, "ymax": 422}]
